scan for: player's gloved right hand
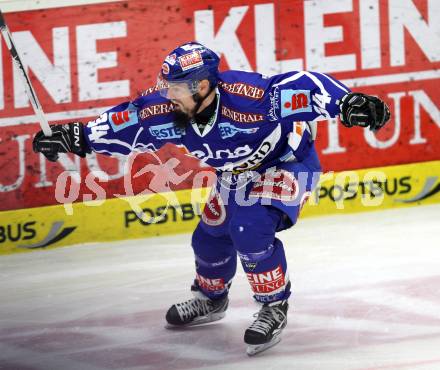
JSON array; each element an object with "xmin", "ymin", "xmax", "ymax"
[
  {"xmin": 340, "ymin": 92, "xmax": 390, "ymax": 132},
  {"xmin": 32, "ymin": 122, "xmax": 91, "ymax": 162}
]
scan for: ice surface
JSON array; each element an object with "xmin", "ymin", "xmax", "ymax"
[{"xmin": 1, "ymin": 204, "xmax": 440, "ymax": 370}]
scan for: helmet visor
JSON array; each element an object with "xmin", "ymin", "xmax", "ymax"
[{"xmin": 156, "ymin": 74, "xmax": 199, "ymax": 99}]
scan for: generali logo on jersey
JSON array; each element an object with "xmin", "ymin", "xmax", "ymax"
[
  {"xmin": 139, "ymin": 102, "xmax": 174, "ymax": 120},
  {"xmin": 221, "ymin": 105, "xmax": 264, "ymax": 123},
  {"xmin": 246, "ymin": 265, "xmax": 286, "ymax": 294},
  {"xmin": 219, "ymin": 81, "xmax": 265, "ymax": 100}
]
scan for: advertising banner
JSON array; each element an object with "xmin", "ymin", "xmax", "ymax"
[
  {"xmin": 0, "ymin": 0, "xmax": 439, "ymax": 212},
  {"xmin": 2, "ymin": 160, "xmax": 439, "ymax": 255}
]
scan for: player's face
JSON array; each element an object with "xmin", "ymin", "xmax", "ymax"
[
  {"xmin": 157, "ymin": 78, "xmax": 212, "ymax": 128},
  {"xmin": 166, "ymin": 83, "xmax": 198, "ymax": 117}
]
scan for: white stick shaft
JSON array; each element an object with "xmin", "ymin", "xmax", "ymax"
[{"xmin": 0, "ymin": 10, "xmax": 52, "ymax": 136}]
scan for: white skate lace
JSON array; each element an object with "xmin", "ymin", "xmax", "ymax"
[
  {"xmin": 176, "ymin": 298, "xmax": 213, "ymax": 321},
  {"xmin": 248, "ymin": 305, "xmax": 286, "ymax": 335}
]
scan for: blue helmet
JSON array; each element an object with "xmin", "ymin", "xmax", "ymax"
[{"xmin": 159, "ymin": 42, "xmax": 220, "ymax": 91}]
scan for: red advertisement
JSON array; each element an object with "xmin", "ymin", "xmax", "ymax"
[
  {"xmin": 246, "ymin": 265, "xmax": 286, "ymax": 294},
  {"xmin": 0, "ymin": 0, "xmax": 439, "ymax": 211}
]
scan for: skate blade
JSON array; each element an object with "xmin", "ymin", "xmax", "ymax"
[
  {"xmin": 165, "ymin": 312, "xmax": 226, "ymax": 329},
  {"xmin": 246, "ymin": 336, "xmax": 281, "ymax": 356}
]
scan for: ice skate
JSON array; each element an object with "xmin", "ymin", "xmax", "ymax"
[
  {"xmin": 244, "ymin": 300, "xmax": 288, "ymax": 356},
  {"xmin": 165, "ymin": 293, "xmax": 229, "ymax": 327}
]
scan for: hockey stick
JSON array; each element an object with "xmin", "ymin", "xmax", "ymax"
[{"xmin": 0, "ymin": 9, "xmax": 52, "ymax": 136}]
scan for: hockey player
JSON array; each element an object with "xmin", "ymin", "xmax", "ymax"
[{"xmin": 33, "ymin": 42, "xmax": 390, "ymax": 355}]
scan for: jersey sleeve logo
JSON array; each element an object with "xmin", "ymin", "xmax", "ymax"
[
  {"xmin": 280, "ymin": 89, "xmax": 312, "ymax": 117},
  {"xmin": 109, "ymin": 108, "xmax": 139, "ymax": 132}
]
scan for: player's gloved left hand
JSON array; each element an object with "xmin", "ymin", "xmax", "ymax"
[
  {"xmin": 340, "ymin": 92, "xmax": 390, "ymax": 132},
  {"xmin": 33, "ymin": 122, "xmax": 91, "ymax": 162}
]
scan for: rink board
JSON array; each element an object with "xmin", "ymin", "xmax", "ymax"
[
  {"xmin": 1, "ymin": 0, "xmax": 439, "ymax": 214},
  {"xmin": 1, "ymin": 160, "xmax": 439, "ymax": 255}
]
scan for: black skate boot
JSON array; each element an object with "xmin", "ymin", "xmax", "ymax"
[
  {"xmin": 165, "ymin": 293, "xmax": 229, "ymax": 327},
  {"xmin": 244, "ymin": 300, "xmax": 288, "ymax": 356}
]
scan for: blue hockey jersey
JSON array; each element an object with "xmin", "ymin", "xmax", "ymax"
[{"xmin": 84, "ymin": 70, "xmax": 350, "ymax": 173}]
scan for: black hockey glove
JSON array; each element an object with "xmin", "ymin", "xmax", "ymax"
[
  {"xmin": 33, "ymin": 122, "xmax": 91, "ymax": 162},
  {"xmin": 340, "ymin": 92, "xmax": 390, "ymax": 132}
]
